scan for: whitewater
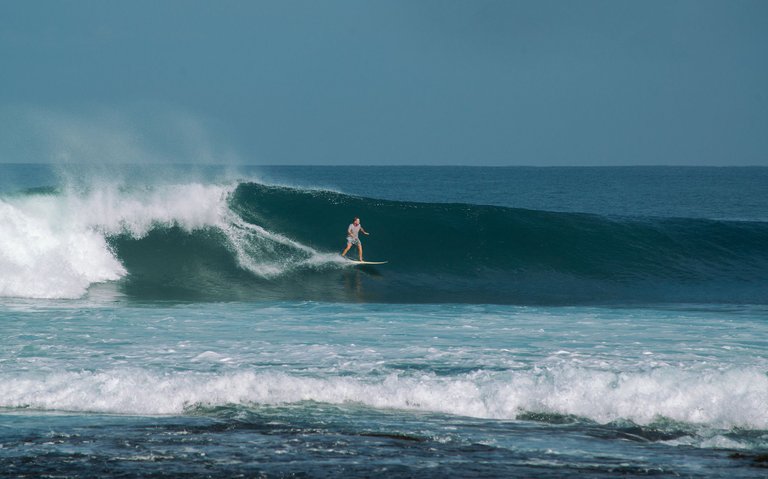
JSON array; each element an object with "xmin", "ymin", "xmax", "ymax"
[
  {"xmin": 1, "ymin": 165, "xmax": 767, "ymax": 478},
  {"xmin": 0, "ymin": 181, "xmax": 344, "ymax": 299}
]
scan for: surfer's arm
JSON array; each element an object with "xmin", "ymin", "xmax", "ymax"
[{"xmin": 361, "ymin": 227, "xmax": 369, "ymax": 235}]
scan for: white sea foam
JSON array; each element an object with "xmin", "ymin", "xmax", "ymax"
[
  {"xmin": 0, "ymin": 182, "xmax": 333, "ymax": 298},
  {"xmin": 1, "ymin": 366, "xmax": 765, "ymax": 431},
  {"xmin": 0, "ymin": 196, "xmax": 126, "ymax": 299}
]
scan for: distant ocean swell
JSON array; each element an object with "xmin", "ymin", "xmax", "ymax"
[{"xmin": 1, "ymin": 181, "xmax": 767, "ymax": 303}]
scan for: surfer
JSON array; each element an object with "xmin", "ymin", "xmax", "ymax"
[{"xmin": 341, "ymin": 217, "xmax": 369, "ymax": 261}]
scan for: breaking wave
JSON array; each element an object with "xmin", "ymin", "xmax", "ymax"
[{"xmin": 1, "ymin": 181, "xmax": 767, "ymax": 304}]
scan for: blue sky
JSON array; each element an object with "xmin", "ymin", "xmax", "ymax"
[{"xmin": 1, "ymin": 0, "xmax": 766, "ymax": 165}]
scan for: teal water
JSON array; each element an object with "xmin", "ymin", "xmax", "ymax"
[{"xmin": 1, "ymin": 165, "xmax": 767, "ymax": 477}]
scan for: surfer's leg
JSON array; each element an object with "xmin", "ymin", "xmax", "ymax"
[
  {"xmin": 357, "ymin": 243, "xmax": 363, "ymax": 261},
  {"xmin": 342, "ymin": 243, "xmax": 352, "ymax": 257}
]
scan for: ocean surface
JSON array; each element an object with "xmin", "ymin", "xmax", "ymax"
[{"xmin": 0, "ymin": 164, "xmax": 766, "ymax": 478}]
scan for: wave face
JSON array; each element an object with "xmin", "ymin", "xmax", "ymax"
[
  {"xmin": 229, "ymin": 183, "xmax": 768, "ymax": 304},
  {"xmin": 1, "ymin": 181, "xmax": 767, "ymax": 303}
]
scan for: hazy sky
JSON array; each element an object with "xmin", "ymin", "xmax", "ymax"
[{"xmin": 1, "ymin": 0, "xmax": 766, "ymax": 165}]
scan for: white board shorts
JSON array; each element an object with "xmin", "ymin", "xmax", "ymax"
[{"xmin": 347, "ymin": 236, "xmax": 360, "ymax": 246}]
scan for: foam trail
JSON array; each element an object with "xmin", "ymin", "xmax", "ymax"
[
  {"xmin": 1, "ymin": 366, "xmax": 765, "ymax": 431},
  {"xmin": 223, "ymin": 218, "xmax": 347, "ymax": 277}
]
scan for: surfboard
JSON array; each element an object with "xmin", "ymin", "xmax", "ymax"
[{"xmin": 348, "ymin": 260, "xmax": 388, "ymax": 265}]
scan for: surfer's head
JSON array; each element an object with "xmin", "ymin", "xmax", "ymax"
[{"xmin": 353, "ymin": 217, "xmax": 360, "ymax": 225}]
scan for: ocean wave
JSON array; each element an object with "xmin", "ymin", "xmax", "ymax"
[{"xmin": 1, "ymin": 181, "xmax": 767, "ymax": 303}]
